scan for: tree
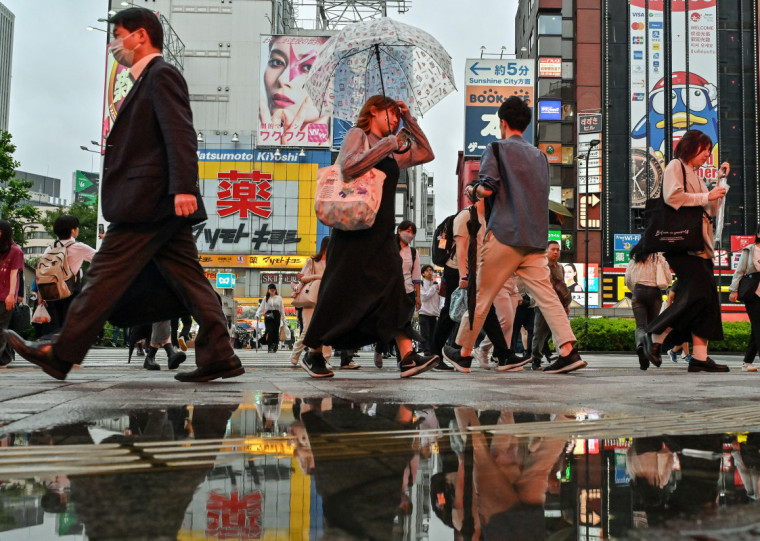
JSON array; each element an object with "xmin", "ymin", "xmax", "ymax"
[
  {"xmin": 0, "ymin": 131, "xmax": 40, "ymax": 243},
  {"xmin": 39, "ymin": 201, "xmax": 98, "ymax": 249}
]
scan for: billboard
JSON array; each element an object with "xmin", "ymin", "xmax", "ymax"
[
  {"xmin": 463, "ymin": 58, "xmax": 534, "ymax": 156},
  {"xmin": 101, "ymin": 44, "xmax": 133, "ymax": 145},
  {"xmin": 564, "ymin": 262, "xmax": 599, "ymax": 307},
  {"xmin": 74, "ymin": 170, "xmax": 99, "ymax": 206},
  {"xmin": 196, "ymin": 148, "xmax": 331, "ymax": 258},
  {"xmin": 629, "ymin": 0, "xmax": 719, "ymax": 208},
  {"xmin": 259, "ymin": 35, "xmax": 331, "ymax": 148},
  {"xmin": 538, "ymin": 57, "xmax": 562, "ymax": 78},
  {"xmin": 538, "ymin": 100, "xmax": 562, "ymax": 121}
]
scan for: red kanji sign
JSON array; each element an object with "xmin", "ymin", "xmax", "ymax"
[
  {"xmin": 217, "ymin": 170, "xmax": 273, "ymax": 219},
  {"xmin": 206, "ymin": 490, "xmax": 263, "ymax": 539}
]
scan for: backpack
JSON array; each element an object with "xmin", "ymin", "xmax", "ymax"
[
  {"xmin": 431, "ymin": 213, "xmax": 457, "ymax": 266},
  {"xmin": 36, "ymin": 240, "xmax": 77, "ymax": 302}
]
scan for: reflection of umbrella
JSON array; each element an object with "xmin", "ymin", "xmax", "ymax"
[{"xmin": 305, "ymin": 17, "xmax": 456, "ymax": 123}]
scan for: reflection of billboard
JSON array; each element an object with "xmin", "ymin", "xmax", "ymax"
[
  {"xmin": 259, "ymin": 35, "xmax": 331, "ymax": 148},
  {"xmin": 463, "ymin": 59, "xmax": 534, "ymax": 156},
  {"xmin": 629, "ymin": 0, "xmax": 719, "ymax": 208},
  {"xmin": 196, "ymin": 148, "xmax": 331, "ymax": 256}
]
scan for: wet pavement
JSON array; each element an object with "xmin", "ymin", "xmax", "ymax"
[{"xmin": 0, "ymin": 348, "xmax": 760, "ymax": 540}]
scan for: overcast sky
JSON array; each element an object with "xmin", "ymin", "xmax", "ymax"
[{"xmin": 4, "ymin": 0, "xmax": 519, "ymax": 218}]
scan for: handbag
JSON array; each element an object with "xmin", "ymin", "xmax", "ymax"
[
  {"xmin": 641, "ymin": 160, "xmax": 706, "ymax": 254},
  {"xmin": 292, "ymin": 260, "xmax": 320, "ymax": 309},
  {"xmin": 655, "ymin": 256, "xmax": 671, "ymax": 289},
  {"xmin": 9, "ymin": 303, "xmax": 31, "ymax": 334},
  {"xmin": 550, "ymin": 274, "xmax": 572, "ymax": 308},
  {"xmin": 449, "ymin": 287, "xmax": 468, "ymax": 323},
  {"xmin": 738, "ymin": 247, "xmax": 760, "ymax": 302},
  {"xmin": 279, "ymin": 324, "xmax": 287, "ymax": 342},
  {"xmin": 314, "ymin": 136, "xmax": 386, "ymax": 231},
  {"xmin": 32, "ymin": 304, "xmax": 51, "ymax": 324}
]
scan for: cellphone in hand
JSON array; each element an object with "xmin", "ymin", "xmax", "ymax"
[{"xmin": 397, "ymin": 127, "xmax": 413, "ymax": 143}]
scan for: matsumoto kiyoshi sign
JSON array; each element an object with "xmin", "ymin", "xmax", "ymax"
[{"xmin": 197, "ymin": 149, "xmax": 304, "ymax": 163}]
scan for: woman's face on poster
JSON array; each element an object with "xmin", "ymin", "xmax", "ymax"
[
  {"xmin": 264, "ymin": 37, "xmax": 320, "ymax": 118},
  {"xmin": 564, "ymin": 264, "xmax": 577, "ymax": 283}
]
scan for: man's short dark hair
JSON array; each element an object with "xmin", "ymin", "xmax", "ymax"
[
  {"xmin": 498, "ymin": 96, "xmax": 532, "ymax": 133},
  {"xmin": 547, "ymin": 240, "xmax": 559, "ymax": 248},
  {"xmin": 421, "ymin": 264, "xmax": 433, "ymax": 274},
  {"xmin": 53, "ymin": 214, "xmax": 80, "ymax": 240},
  {"xmin": 108, "ymin": 7, "xmax": 164, "ymax": 51},
  {"xmin": 398, "ymin": 220, "xmax": 417, "ymax": 234}
]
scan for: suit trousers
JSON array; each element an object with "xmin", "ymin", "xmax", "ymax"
[
  {"xmin": 54, "ymin": 218, "xmax": 233, "ymax": 367},
  {"xmin": 456, "ymin": 234, "xmax": 576, "ymax": 351}
]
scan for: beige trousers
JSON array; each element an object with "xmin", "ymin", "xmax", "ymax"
[{"xmin": 457, "ymin": 233, "xmax": 575, "ymax": 350}]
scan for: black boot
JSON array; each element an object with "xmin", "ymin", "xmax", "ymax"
[
  {"xmin": 164, "ymin": 343, "xmax": 187, "ymax": 370},
  {"xmin": 136, "ymin": 342, "xmax": 145, "ymax": 357},
  {"xmin": 143, "ymin": 347, "xmax": 160, "ymax": 370}
]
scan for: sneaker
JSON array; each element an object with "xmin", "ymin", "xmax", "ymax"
[
  {"xmin": 178, "ymin": 336, "xmax": 188, "ymax": 352},
  {"xmin": 473, "ymin": 347, "xmax": 489, "ymax": 370},
  {"xmin": 742, "ymin": 362, "xmax": 758, "ymax": 372},
  {"xmin": 544, "ymin": 348, "xmax": 587, "ymax": 374},
  {"xmin": 442, "ymin": 345, "xmax": 473, "ymax": 373},
  {"xmin": 495, "ymin": 353, "xmax": 531, "ymax": 372},
  {"xmin": 668, "ymin": 349, "xmax": 679, "ymax": 363},
  {"xmin": 399, "ymin": 352, "xmax": 439, "ymax": 378},
  {"xmin": 301, "ymin": 352, "xmax": 334, "ymax": 378},
  {"xmin": 432, "ymin": 359, "xmax": 455, "ymax": 371},
  {"xmin": 374, "ymin": 351, "xmax": 383, "ymax": 369},
  {"xmin": 531, "ymin": 358, "xmax": 543, "ymax": 371},
  {"xmin": 682, "ymin": 354, "xmax": 693, "ymax": 363},
  {"xmin": 688, "ymin": 357, "xmax": 729, "ymax": 373},
  {"xmin": 340, "ymin": 361, "xmax": 361, "ymax": 370}
]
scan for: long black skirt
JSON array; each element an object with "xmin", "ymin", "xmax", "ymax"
[{"xmin": 647, "ymin": 253, "xmax": 723, "ymax": 343}]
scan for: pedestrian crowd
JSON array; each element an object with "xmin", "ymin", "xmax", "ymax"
[{"xmin": 0, "ymin": 7, "xmax": 749, "ymax": 382}]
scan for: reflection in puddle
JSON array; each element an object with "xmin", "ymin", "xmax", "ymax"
[{"xmin": 0, "ymin": 397, "xmax": 758, "ymax": 539}]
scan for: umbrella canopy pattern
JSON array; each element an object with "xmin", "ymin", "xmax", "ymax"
[{"xmin": 305, "ymin": 17, "xmax": 456, "ymax": 122}]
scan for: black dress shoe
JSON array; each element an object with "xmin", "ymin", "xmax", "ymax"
[
  {"xmin": 642, "ymin": 333, "xmax": 662, "ymax": 367},
  {"xmin": 688, "ymin": 357, "xmax": 730, "ymax": 373},
  {"xmin": 167, "ymin": 351, "xmax": 187, "ymax": 370},
  {"xmin": 636, "ymin": 345, "xmax": 650, "ymax": 370},
  {"xmin": 5, "ymin": 330, "xmax": 71, "ymax": 380},
  {"xmin": 174, "ymin": 355, "xmax": 244, "ymax": 382},
  {"xmin": 143, "ymin": 356, "xmax": 161, "ymax": 371}
]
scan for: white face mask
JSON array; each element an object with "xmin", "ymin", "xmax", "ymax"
[
  {"xmin": 110, "ymin": 30, "xmax": 141, "ymax": 67},
  {"xmin": 399, "ymin": 232, "xmax": 415, "ymax": 245}
]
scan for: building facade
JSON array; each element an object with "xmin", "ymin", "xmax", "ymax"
[
  {"xmin": 0, "ymin": 1, "xmax": 13, "ymax": 132},
  {"xmin": 515, "ymin": 0, "xmax": 760, "ymax": 306},
  {"xmin": 14, "ymin": 169, "xmax": 65, "ymax": 257}
]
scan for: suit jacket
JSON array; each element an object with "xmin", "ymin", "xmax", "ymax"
[{"xmin": 102, "ymin": 57, "xmax": 206, "ymax": 224}]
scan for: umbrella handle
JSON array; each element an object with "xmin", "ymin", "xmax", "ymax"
[{"xmin": 393, "ymin": 139, "xmax": 412, "ymax": 154}]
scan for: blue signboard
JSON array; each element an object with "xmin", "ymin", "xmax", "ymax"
[
  {"xmin": 614, "ymin": 234, "xmax": 641, "ymax": 251},
  {"xmin": 216, "ymin": 273, "xmax": 237, "ymax": 289},
  {"xmin": 539, "ymin": 100, "xmax": 562, "ymax": 120}
]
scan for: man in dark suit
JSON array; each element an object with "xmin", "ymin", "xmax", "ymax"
[{"xmin": 7, "ymin": 8, "xmax": 243, "ymax": 383}]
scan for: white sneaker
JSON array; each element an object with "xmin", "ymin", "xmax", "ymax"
[
  {"xmin": 742, "ymin": 363, "xmax": 758, "ymax": 372},
  {"xmin": 472, "ymin": 347, "xmax": 489, "ymax": 370}
]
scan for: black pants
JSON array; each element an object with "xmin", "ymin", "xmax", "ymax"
[
  {"xmin": 54, "ymin": 219, "xmax": 233, "ymax": 367},
  {"xmin": 170, "ymin": 314, "xmax": 193, "ymax": 347},
  {"xmin": 432, "ymin": 265, "xmax": 460, "ymax": 357},
  {"xmin": 418, "ymin": 314, "xmax": 437, "ymax": 354},
  {"xmin": 511, "ymin": 302, "xmax": 534, "ymax": 353},
  {"xmin": 264, "ymin": 310, "xmax": 281, "ymax": 352},
  {"xmin": 744, "ymin": 295, "xmax": 760, "ymax": 363},
  {"xmin": 47, "ymin": 294, "xmax": 76, "ymax": 335},
  {"xmin": 632, "ymin": 284, "xmax": 663, "ymax": 351},
  {"xmin": 0, "ymin": 305, "xmax": 13, "ymax": 366}
]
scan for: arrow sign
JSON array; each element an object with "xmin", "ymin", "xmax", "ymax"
[{"xmin": 469, "ymin": 61, "xmax": 491, "ymax": 76}]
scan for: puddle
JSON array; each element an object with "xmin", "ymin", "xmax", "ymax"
[{"xmin": 0, "ymin": 396, "xmax": 758, "ymax": 540}]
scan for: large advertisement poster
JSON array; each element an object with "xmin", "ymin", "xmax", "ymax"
[
  {"xmin": 101, "ymin": 44, "xmax": 133, "ymax": 146},
  {"xmin": 259, "ymin": 35, "xmax": 331, "ymax": 148},
  {"xmin": 629, "ymin": 0, "xmax": 719, "ymax": 208},
  {"xmin": 195, "ymin": 148, "xmax": 331, "ymax": 257},
  {"xmin": 463, "ymin": 58, "xmax": 534, "ymax": 157}
]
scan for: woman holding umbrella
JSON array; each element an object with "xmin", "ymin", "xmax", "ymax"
[{"xmin": 300, "ymin": 95, "xmax": 436, "ymax": 378}]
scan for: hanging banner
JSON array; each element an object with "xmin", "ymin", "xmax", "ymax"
[{"xmin": 629, "ymin": 0, "xmax": 719, "ymax": 208}]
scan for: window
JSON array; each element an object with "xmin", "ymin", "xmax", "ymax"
[
  {"xmin": 562, "ymin": 19, "xmax": 574, "ymax": 38},
  {"xmin": 538, "ymin": 123, "xmax": 562, "ymax": 140},
  {"xmin": 538, "ymin": 15, "xmax": 562, "ymax": 35},
  {"xmin": 562, "ymin": 0, "xmax": 574, "ymax": 17},
  {"xmin": 537, "ymin": 36, "xmax": 561, "ymax": 57},
  {"xmin": 561, "ymin": 103, "xmax": 575, "ymax": 121},
  {"xmin": 561, "ymin": 39, "xmax": 574, "ymax": 60},
  {"xmin": 537, "ymin": 80, "xmax": 573, "ymax": 100},
  {"xmin": 562, "ymin": 61, "xmax": 574, "ymax": 80}
]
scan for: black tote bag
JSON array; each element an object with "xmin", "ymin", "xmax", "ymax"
[{"xmin": 641, "ymin": 161, "xmax": 706, "ymax": 254}]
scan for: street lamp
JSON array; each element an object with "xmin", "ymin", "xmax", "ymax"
[
  {"xmin": 80, "ymin": 145, "xmax": 99, "ymax": 172},
  {"xmin": 583, "ymin": 139, "xmax": 601, "ymax": 319}
]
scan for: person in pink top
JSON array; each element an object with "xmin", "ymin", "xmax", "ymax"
[{"xmin": 0, "ymin": 220, "xmax": 24, "ymax": 366}]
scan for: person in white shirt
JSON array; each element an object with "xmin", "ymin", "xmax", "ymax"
[
  {"xmin": 418, "ymin": 264, "xmax": 440, "ymax": 355},
  {"xmin": 256, "ymin": 284, "xmax": 286, "ymax": 353},
  {"xmin": 42, "ymin": 215, "xmax": 96, "ymax": 334}
]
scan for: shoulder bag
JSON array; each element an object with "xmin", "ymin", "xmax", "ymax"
[
  {"xmin": 292, "ymin": 259, "xmax": 320, "ymax": 309},
  {"xmin": 315, "ymin": 136, "xmax": 386, "ymax": 231},
  {"xmin": 641, "ymin": 160, "xmax": 706, "ymax": 254},
  {"xmin": 9, "ymin": 303, "xmax": 31, "ymax": 334},
  {"xmin": 654, "ymin": 256, "xmax": 672, "ymax": 289},
  {"xmin": 738, "ymin": 246, "xmax": 760, "ymax": 302}
]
